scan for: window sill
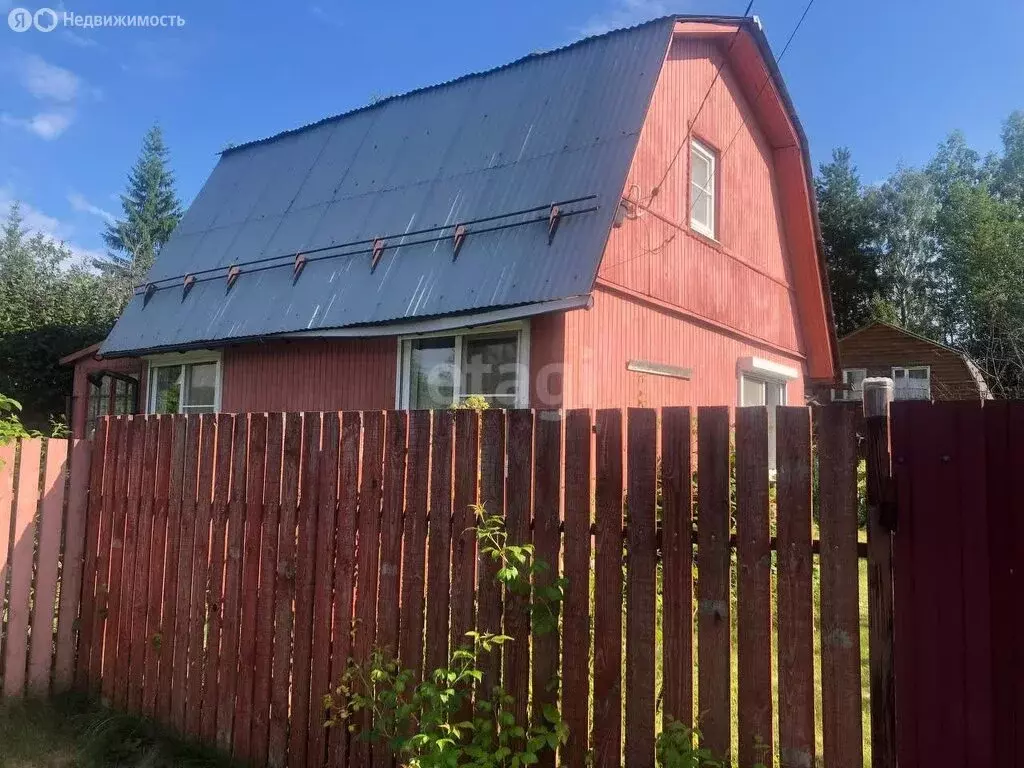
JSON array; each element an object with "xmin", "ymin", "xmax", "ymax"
[{"xmin": 686, "ymin": 225, "xmax": 725, "ymax": 252}]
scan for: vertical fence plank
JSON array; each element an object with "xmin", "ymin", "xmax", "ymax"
[
  {"xmin": 697, "ymin": 406, "xmax": 731, "ymax": 760},
  {"xmin": 55, "ymin": 437, "xmax": 92, "ymax": 691},
  {"xmin": 113, "ymin": 418, "xmax": 144, "ymax": 709},
  {"xmin": 625, "ymin": 409, "xmax": 656, "ymax": 768},
  {"xmin": 328, "ymin": 411, "xmax": 361, "ymax": 768},
  {"xmin": 735, "ymin": 407, "xmax": 773, "ymax": 766},
  {"xmin": 661, "ymin": 407, "xmax": 692, "ymax": 729},
  {"xmin": 376, "ymin": 411, "xmax": 408, "ymax": 660},
  {"xmin": 157, "ymin": 416, "xmax": 187, "ymax": 721},
  {"xmin": 27, "ymin": 438, "xmax": 68, "ymax": 697},
  {"xmin": 143, "ymin": 418, "xmax": 173, "ymax": 716},
  {"xmin": 171, "ymin": 416, "xmax": 201, "ymax": 729},
  {"xmin": 234, "ymin": 413, "xmax": 267, "ymax": 760},
  {"xmin": 776, "ymin": 406, "xmax": 815, "ymax": 768},
  {"xmin": 350, "ymin": 411, "xmax": 384, "ymax": 767},
  {"xmin": 425, "ymin": 411, "xmax": 454, "ymax": 673},
  {"xmin": 200, "ymin": 414, "xmax": 232, "ymax": 738},
  {"xmin": 308, "ymin": 412, "xmax": 340, "ymax": 768},
  {"xmin": 4, "ymin": 437, "xmax": 41, "ymax": 697},
  {"xmin": 269, "ymin": 414, "xmax": 301, "ymax": 768},
  {"xmin": 101, "ymin": 418, "xmax": 131, "ymax": 702},
  {"xmin": 186, "ymin": 415, "xmax": 216, "ymax": 737},
  {"xmin": 399, "ymin": 410, "xmax": 431, "ymax": 682},
  {"xmin": 477, "ymin": 409, "xmax": 505, "ymax": 691},
  {"xmin": 503, "ymin": 409, "xmax": 533, "ymax": 731},
  {"xmin": 0, "ymin": 440, "xmax": 15, "ymax": 604},
  {"xmin": 287, "ymin": 412, "xmax": 321, "ymax": 768},
  {"xmin": 592, "ymin": 409, "xmax": 623, "ymax": 768},
  {"xmin": 127, "ymin": 420, "xmax": 157, "ymax": 712},
  {"xmin": 252, "ymin": 412, "xmax": 283, "ymax": 765},
  {"xmin": 818, "ymin": 405, "xmax": 864, "ymax": 768},
  {"xmin": 1007, "ymin": 405, "xmax": 1024, "ymax": 765},
  {"xmin": 88, "ymin": 417, "xmax": 119, "ymax": 690},
  {"xmin": 562, "ymin": 409, "xmax": 591, "ymax": 768},
  {"xmin": 74, "ymin": 421, "xmax": 105, "ymax": 691},
  {"xmin": 217, "ymin": 414, "xmax": 250, "ymax": 749},
  {"xmin": 450, "ymin": 409, "xmax": 479, "ymax": 656}
]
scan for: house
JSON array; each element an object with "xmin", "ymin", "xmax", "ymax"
[
  {"xmin": 834, "ymin": 321, "xmax": 990, "ymax": 402},
  {"xmin": 68, "ymin": 15, "xmax": 838, "ymax": 439}
]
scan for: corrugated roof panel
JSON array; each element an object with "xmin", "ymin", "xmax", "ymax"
[{"xmin": 102, "ymin": 17, "xmax": 676, "ymax": 355}]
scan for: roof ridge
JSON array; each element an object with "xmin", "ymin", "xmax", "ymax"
[{"xmin": 221, "ymin": 14, "xmax": 748, "ymax": 156}]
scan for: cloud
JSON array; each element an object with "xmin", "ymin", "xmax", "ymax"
[
  {"xmin": 19, "ymin": 53, "xmax": 81, "ymax": 102},
  {"xmin": 0, "ymin": 185, "xmax": 106, "ymax": 267},
  {"xmin": 68, "ymin": 191, "xmax": 116, "ymax": 223},
  {"xmin": 1, "ymin": 111, "xmax": 75, "ymax": 140},
  {"xmin": 309, "ymin": 4, "xmax": 345, "ymax": 29},
  {"xmin": 576, "ymin": 0, "xmax": 671, "ymax": 38}
]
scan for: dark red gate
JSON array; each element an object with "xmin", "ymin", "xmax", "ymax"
[{"xmin": 891, "ymin": 400, "xmax": 1024, "ymax": 767}]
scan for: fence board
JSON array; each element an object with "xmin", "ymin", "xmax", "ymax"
[
  {"xmin": 425, "ymin": 411, "xmax": 454, "ymax": 674},
  {"xmin": 186, "ymin": 415, "xmax": 216, "ymax": 737},
  {"xmin": 200, "ymin": 414, "xmax": 233, "ymax": 740},
  {"xmin": 157, "ymin": 417, "xmax": 186, "ymax": 720},
  {"xmin": 75, "ymin": 422, "xmax": 105, "ymax": 691},
  {"xmin": 270, "ymin": 414, "xmax": 302, "ymax": 768},
  {"xmin": 28, "ymin": 438, "xmax": 68, "ymax": 697},
  {"xmin": 399, "ymin": 410, "xmax": 431, "ymax": 682},
  {"xmin": 55, "ymin": 438, "xmax": 92, "ymax": 691},
  {"xmin": 308, "ymin": 412, "xmax": 340, "ymax": 768},
  {"xmin": 376, "ymin": 411, "xmax": 408, "ymax": 660},
  {"xmin": 735, "ymin": 407, "xmax": 773, "ymax": 766},
  {"xmin": 112, "ymin": 418, "xmax": 144, "ymax": 709},
  {"xmin": 661, "ymin": 407, "xmax": 692, "ymax": 729},
  {"xmin": 127, "ymin": 420, "xmax": 156, "ymax": 712},
  {"xmin": 104, "ymin": 418, "xmax": 134, "ymax": 705},
  {"xmin": 818, "ymin": 405, "xmax": 863, "ymax": 768},
  {"xmin": 252, "ymin": 412, "xmax": 283, "ymax": 765},
  {"xmin": 477, "ymin": 409, "xmax": 505, "ymax": 691},
  {"xmin": 350, "ymin": 411, "xmax": 384, "ymax": 768},
  {"xmin": 625, "ymin": 409, "xmax": 656, "ymax": 768},
  {"xmin": 503, "ymin": 409, "xmax": 533, "ymax": 731},
  {"xmin": 5, "ymin": 437, "xmax": 41, "ymax": 697},
  {"xmin": 0, "ymin": 441, "xmax": 15, "ymax": 597},
  {"xmin": 234, "ymin": 413, "xmax": 267, "ymax": 759},
  {"xmin": 592, "ymin": 409, "xmax": 623, "ymax": 768},
  {"xmin": 450, "ymin": 409, "xmax": 479, "ymax": 658},
  {"xmin": 696, "ymin": 406, "xmax": 731, "ymax": 759},
  {"xmin": 561, "ymin": 409, "xmax": 590, "ymax": 768},
  {"xmin": 328, "ymin": 411, "xmax": 362, "ymax": 768},
  {"xmin": 776, "ymin": 407, "xmax": 815, "ymax": 768},
  {"xmin": 171, "ymin": 416, "xmax": 201, "ymax": 729},
  {"xmin": 143, "ymin": 418, "xmax": 173, "ymax": 716},
  {"xmin": 1009, "ymin": 405, "xmax": 1024, "ymax": 765},
  {"xmin": 288, "ymin": 413, "xmax": 321, "ymax": 768},
  {"xmin": 94, "ymin": 418, "xmax": 124, "ymax": 697}
]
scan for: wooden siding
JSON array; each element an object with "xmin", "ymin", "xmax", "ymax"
[
  {"xmin": 563, "ymin": 288, "xmax": 805, "ymax": 409},
  {"xmin": 599, "ymin": 34, "xmax": 806, "ymax": 365},
  {"xmin": 220, "ymin": 338, "xmax": 396, "ymax": 413},
  {"xmin": 529, "ymin": 312, "xmax": 566, "ymax": 409},
  {"xmin": 839, "ymin": 324, "xmax": 985, "ymax": 401}
]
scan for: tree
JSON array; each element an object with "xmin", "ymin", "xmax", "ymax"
[
  {"xmin": 98, "ymin": 124, "xmax": 182, "ymax": 292},
  {"xmin": 815, "ymin": 148, "xmax": 879, "ymax": 335}
]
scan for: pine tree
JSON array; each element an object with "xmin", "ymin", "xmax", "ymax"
[{"xmin": 97, "ymin": 124, "xmax": 182, "ymax": 287}]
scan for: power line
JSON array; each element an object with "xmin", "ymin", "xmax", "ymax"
[{"xmin": 649, "ymin": 0, "xmax": 755, "ymax": 200}]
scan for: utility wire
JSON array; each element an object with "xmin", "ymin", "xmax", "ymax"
[{"xmin": 648, "ymin": 0, "xmax": 755, "ymax": 200}]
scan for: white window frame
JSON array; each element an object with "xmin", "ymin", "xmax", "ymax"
[
  {"xmin": 834, "ymin": 368, "xmax": 868, "ymax": 402},
  {"xmin": 396, "ymin": 320, "xmax": 531, "ymax": 409},
  {"xmin": 690, "ymin": 138, "xmax": 717, "ymax": 239},
  {"xmin": 891, "ymin": 365, "xmax": 931, "ymax": 400},
  {"xmin": 146, "ymin": 350, "xmax": 223, "ymax": 415}
]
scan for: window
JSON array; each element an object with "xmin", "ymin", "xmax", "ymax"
[
  {"xmin": 834, "ymin": 368, "xmax": 867, "ymax": 402},
  {"xmin": 147, "ymin": 353, "xmax": 221, "ymax": 414},
  {"xmin": 86, "ymin": 373, "xmax": 139, "ymax": 434},
  {"xmin": 737, "ymin": 357, "xmax": 798, "ymax": 470},
  {"xmin": 892, "ymin": 366, "xmax": 930, "ymax": 401},
  {"xmin": 398, "ymin": 323, "xmax": 529, "ymax": 409},
  {"xmin": 690, "ymin": 139, "xmax": 717, "ymax": 238}
]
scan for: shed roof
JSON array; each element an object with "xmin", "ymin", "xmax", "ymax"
[{"xmin": 101, "ymin": 16, "xmax": 683, "ymax": 355}]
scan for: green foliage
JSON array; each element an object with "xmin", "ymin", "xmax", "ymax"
[
  {"xmin": 655, "ymin": 720, "xmax": 754, "ymax": 768},
  {"xmin": 0, "ymin": 393, "xmax": 31, "ymax": 443},
  {"xmin": 98, "ymin": 123, "xmax": 183, "ymax": 293},
  {"xmin": 325, "ymin": 506, "xmax": 568, "ymax": 767},
  {"xmin": 453, "ymin": 395, "xmax": 491, "ymax": 412}
]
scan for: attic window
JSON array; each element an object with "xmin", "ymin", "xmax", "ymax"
[{"xmin": 690, "ymin": 139, "xmax": 717, "ymax": 238}]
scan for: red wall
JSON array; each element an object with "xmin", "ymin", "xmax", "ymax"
[{"xmin": 220, "ymin": 338, "xmax": 396, "ymax": 413}]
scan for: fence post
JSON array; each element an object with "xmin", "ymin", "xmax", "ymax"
[{"xmin": 863, "ymin": 378, "xmax": 897, "ymax": 768}]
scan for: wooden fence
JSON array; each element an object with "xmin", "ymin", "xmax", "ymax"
[
  {"xmin": 0, "ymin": 437, "xmax": 90, "ymax": 698},
  {"xmin": 64, "ymin": 405, "xmax": 875, "ymax": 768}
]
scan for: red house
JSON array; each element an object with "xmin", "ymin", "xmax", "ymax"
[{"xmin": 70, "ymin": 15, "xmax": 837, "ymax": 438}]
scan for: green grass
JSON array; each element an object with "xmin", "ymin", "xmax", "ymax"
[{"xmin": 0, "ymin": 695, "xmax": 239, "ymax": 768}]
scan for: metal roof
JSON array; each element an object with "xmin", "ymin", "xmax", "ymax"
[{"xmin": 102, "ymin": 17, "xmax": 677, "ymax": 355}]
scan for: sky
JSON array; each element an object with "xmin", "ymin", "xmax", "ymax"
[{"xmin": 1, "ymin": 0, "xmax": 1023, "ymax": 263}]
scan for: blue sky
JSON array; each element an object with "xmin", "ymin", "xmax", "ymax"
[{"xmin": 2, "ymin": 0, "xmax": 1023, "ymax": 263}]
